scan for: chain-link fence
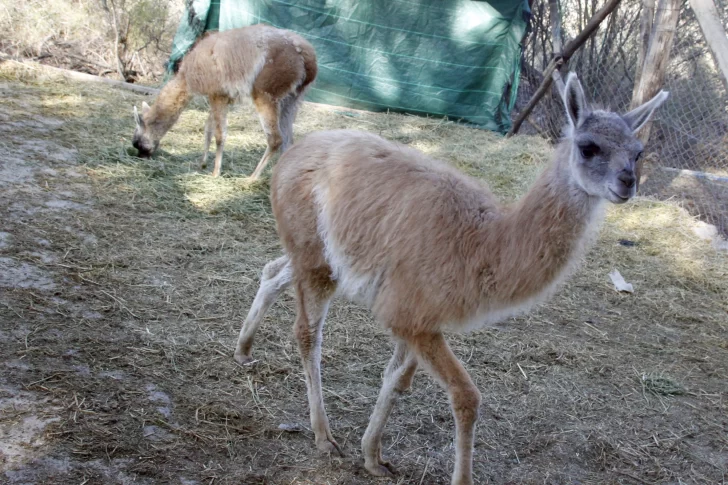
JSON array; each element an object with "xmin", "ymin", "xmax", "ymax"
[{"xmin": 516, "ymin": 0, "xmax": 728, "ymax": 236}]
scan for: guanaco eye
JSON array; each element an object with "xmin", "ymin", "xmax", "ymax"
[
  {"xmin": 579, "ymin": 144, "xmax": 600, "ymax": 159},
  {"xmin": 635, "ymin": 151, "xmax": 643, "ymax": 162}
]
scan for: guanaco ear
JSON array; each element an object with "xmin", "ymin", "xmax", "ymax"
[
  {"xmin": 133, "ymin": 106, "xmax": 143, "ymax": 128},
  {"xmin": 561, "ymin": 72, "xmax": 589, "ymax": 129},
  {"xmin": 142, "ymin": 101, "xmax": 151, "ymax": 116},
  {"xmin": 622, "ymin": 90, "xmax": 669, "ymax": 134}
]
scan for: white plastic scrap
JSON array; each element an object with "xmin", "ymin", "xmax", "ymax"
[
  {"xmin": 609, "ymin": 269, "xmax": 634, "ymax": 293},
  {"xmin": 278, "ymin": 423, "xmax": 303, "ymax": 432}
]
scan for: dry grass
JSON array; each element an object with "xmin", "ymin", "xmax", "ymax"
[{"xmin": 1, "ymin": 62, "xmax": 727, "ymax": 485}]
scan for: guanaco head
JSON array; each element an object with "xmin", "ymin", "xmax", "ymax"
[
  {"xmin": 132, "ymin": 102, "xmax": 159, "ymax": 158},
  {"xmin": 560, "ymin": 72, "xmax": 669, "ymax": 204}
]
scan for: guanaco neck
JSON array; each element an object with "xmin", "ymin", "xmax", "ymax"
[
  {"xmin": 480, "ymin": 141, "xmax": 604, "ymax": 303},
  {"xmin": 145, "ymin": 76, "xmax": 192, "ymax": 141}
]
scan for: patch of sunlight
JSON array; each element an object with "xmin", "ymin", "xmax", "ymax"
[
  {"xmin": 362, "ymin": 49, "xmax": 402, "ymax": 105},
  {"xmin": 165, "ymin": 102, "xmax": 267, "ymax": 154},
  {"xmin": 668, "ymin": 174, "xmax": 700, "ymax": 190},
  {"xmin": 178, "ymin": 173, "xmax": 260, "ymax": 212},
  {"xmin": 451, "ymin": 2, "xmax": 498, "ymax": 41},
  {"xmin": 666, "ymin": 169, "xmax": 728, "ymax": 187},
  {"xmin": 604, "ymin": 198, "xmax": 728, "ymax": 294},
  {"xmin": 40, "ymin": 93, "xmax": 86, "ymax": 110},
  {"xmin": 616, "ymin": 200, "xmax": 677, "ymax": 231},
  {"xmin": 87, "ymin": 162, "xmax": 144, "ymax": 181},
  {"xmin": 409, "ymin": 139, "xmax": 442, "ymax": 155}
]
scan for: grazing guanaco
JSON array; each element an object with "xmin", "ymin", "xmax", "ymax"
[{"xmin": 132, "ymin": 24, "xmax": 317, "ymax": 178}]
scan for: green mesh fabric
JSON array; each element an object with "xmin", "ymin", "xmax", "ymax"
[{"xmin": 167, "ymin": 0, "xmax": 529, "ymax": 132}]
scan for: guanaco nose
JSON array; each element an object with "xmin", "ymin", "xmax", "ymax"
[{"xmin": 618, "ymin": 170, "xmax": 636, "ymax": 189}]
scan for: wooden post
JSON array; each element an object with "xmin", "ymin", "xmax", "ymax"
[
  {"xmin": 631, "ymin": 0, "xmax": 656, "ymax": 108},
  {"xmin": 630, "ymin": 0, "xmax": 679, "ymax": 185},
  {"xmin": 631, "ymin": 0, "xmax": 680, "ymax": 145},
  {"xmin": 507, "ymin": 0, "xmax": 623, "ymax": 137},
  {"xmin": 691, "ymin": 0, "xmax": 728, "ymax": 93}
]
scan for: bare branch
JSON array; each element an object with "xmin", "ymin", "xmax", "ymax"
[{"xmin": 508, "ymin": 0, "xmax": 624, "ymax": 137}]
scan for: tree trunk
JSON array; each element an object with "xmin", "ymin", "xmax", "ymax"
[
  {"xmin": 549, "ymin": 0, "xmax": 566, "ymax": 96},
  {"xmin": 691, "ymin": 0, "xmax": 728, "ymax": 93},
  {"xmin": 549, "ymin": 0, "xmax": 563, "ymax": 53},
  {"xmin": 630, "ymin": 0, "xmax": 679, "ymax": 186},
  {"xmin": 631, "ymin": 0, "xmax": 680, "ymax": 145},
  {"xmin": 101, "ymin": 0, "xmax": 126, "ymax": 81},
  {"xmin": 631, "ymin": 0, "xmax": 656, "ymax": 108}
]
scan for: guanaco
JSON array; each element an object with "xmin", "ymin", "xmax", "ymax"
[
  {"xmin": 132, "ymin": 24, "xmax": 317, "ymax": 178},
  {"xmin": 234, "ymin": 73, "xmax": 668, "ymax": 484}
]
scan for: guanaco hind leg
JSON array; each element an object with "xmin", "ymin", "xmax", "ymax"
[
  {"xmin": 234, "ymin": 256, "xmax": 292, "ymax": 364},
  {"xmin": 250, "ymin": 95, "xmax": 283, "ymax": 180},
  {"xmin": 362, "ymin": 339, "xmax": 417, "ymax": 477}
]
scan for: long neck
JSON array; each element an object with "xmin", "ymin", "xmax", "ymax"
[
  {"xmin": 145, "ymin": 76, "xmax": 192, "ymax": 140},
  {"xmin": 482, "ymin": 143, "xmax": 604, "ymax": 303}
]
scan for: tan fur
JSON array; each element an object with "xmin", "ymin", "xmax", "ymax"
[
  {"xmin": 233, "ymin": 74, "xmax": 668, "ymax": 485},
  {"xmin": 270, "ymin": 131, "xmax": 603, "ymax": 337},
  {"xmin": 133, "ymin": 24, "xmax": 317, "ymax": 178}
]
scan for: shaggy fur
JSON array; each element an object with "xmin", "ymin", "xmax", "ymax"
[
  {"xmin": 132, "ymin": 24, "xmax": 317, "ymax": 178},
  {"xmin": 234, "ymin": 74, "xmax": 669, "ymax": 485}
]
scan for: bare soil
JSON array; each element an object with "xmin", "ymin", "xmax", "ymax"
[{"xmin": 1, "ymin": 65, "xmax": 727, "ymax": 485}]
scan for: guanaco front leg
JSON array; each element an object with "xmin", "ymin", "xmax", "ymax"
[
  {"xmin": 200, "ymin": 110, "xmax": 214, "ymax": 170},
  {"xmin": 410, "ymin": 332, "xmax": 481, "ymax": 485},
  {"xmin": 292, "ymin": 274, "xmax": 341, "ymax": 456}
]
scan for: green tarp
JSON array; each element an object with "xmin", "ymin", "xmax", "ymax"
[{"xmin": 168, "ymin": 0, "xmax": 529, "ymax": 132}]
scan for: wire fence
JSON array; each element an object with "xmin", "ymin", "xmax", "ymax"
[{"xmin": 516, "ymin": 0, "xmax": 728, "ymax": 236}]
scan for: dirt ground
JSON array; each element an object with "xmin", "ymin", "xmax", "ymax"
[{"xmin": 1, "ymin": 64, "xmax": 727, "ymax": 485}]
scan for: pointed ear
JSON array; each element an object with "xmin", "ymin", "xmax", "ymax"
[
  {"xmin": 133, "ymin": 106, "xmax": 143, "ymax": 127},
  {"xmin": 561, "ymin": 72, "xmax": 589, "ymax": 129},
  {"xmin": 623, "ymin": 90, "xmax": 669, "ymax": 134},
  {"xmin": 142, "ymin": 101, "xmax": 151, "ymax": 116}
]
